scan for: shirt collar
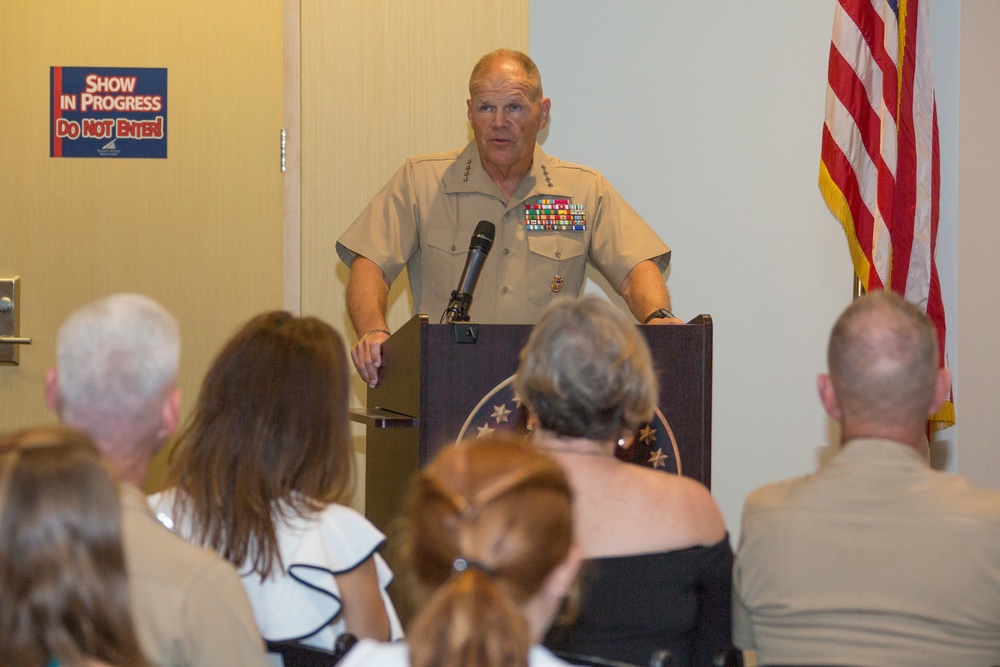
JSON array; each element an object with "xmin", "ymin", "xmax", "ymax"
[
  {"xmin": 442, "ymin": 141, "xmax": 565, "ymax": 207},
  {"xmin": 836, "ymin": 437, "xmax": 930, "ymax": 468}
]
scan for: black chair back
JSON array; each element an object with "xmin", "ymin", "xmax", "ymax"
[
  {"xmin": 265, "ymin": 634, "xmax": 358, "ymax": 667},
  {"xmin": 713, "ymin": 648, "xmax": 742, "ymax": 667},
  {"xmin": 551, "ymin": 651, "xmax": 644, "ymax": 667}
]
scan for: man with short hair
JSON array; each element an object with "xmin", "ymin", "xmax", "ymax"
[
  {"xmin": 45, "ymin": 293, "xmax": 269, "ymax": 667},
  {"xmin": 338, "ymin": 48, "xmax": 680, "ymax": 387},
  {"xmin": 733, "ymin": 291, "xmax": 1000, "ymax": 666}
]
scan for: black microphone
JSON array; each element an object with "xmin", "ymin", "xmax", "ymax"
[{"xmin": 441, "ymin": 220, "xmax": 496, "ymax": 323}]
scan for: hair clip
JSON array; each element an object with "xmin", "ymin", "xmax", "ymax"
[{"xmin": 452, "ymin": 557, "xmax": 496, "ymax": 577}]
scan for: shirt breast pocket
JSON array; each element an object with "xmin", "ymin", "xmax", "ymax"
[
  {"xmin": 424, "ymin": 225, "xmax": 469, "ymax": 301},
  {"xmin": 526, "ymin": 233, "xmax": 587, "ymax": 306}
]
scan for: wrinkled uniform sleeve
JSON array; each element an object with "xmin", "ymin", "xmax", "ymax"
[
  {"xmin": 336, "ymin": 160, "xmax": 420, "ymax": 283},
  {"xmin": 585, "ymin": 171, "xmax": 670, "ymax": 292}
]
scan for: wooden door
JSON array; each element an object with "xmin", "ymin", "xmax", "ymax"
[{"xmin": 0, "ymin": 1, "xmax": 285, "ymax": 488}]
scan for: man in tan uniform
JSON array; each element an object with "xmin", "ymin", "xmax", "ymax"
[
  {"xmin": 733, "ymin": 291, "xmax": 1000, "ymax": 666},
  {"xmin": 45, "ymin": 293, "xmax": 270, "ymax": 667},
  {"xmin": 337, "ymin": 49, "xmax": 680, "ymax": 386}
]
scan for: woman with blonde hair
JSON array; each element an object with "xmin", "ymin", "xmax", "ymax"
[
  {"xmin": 0, "ymin": 426, "xmax": 149, "ymax": 667},
  {"xmin": 152, "ymin": 311, "xmax": 401, "ymax": 649},
  {"xmin": 516, "ymin": 296, "xmax": 736, "ymax": 667},
  {"xmin": 338, "ymin": 437, "xmax": 581, "ymax": 667}
]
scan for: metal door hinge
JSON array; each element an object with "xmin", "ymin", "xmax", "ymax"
[{"xmin": 280, "ymin": 128, "xmax": 286, "ymax": 173}]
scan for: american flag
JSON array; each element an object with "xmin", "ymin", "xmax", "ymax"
[{"xmin": 819, "ymin": 0, "xmax": 954, "ymax": 429}]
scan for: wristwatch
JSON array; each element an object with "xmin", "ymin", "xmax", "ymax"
[{"xmin": 643, "ymin": 308, "xmax": 676, "ymax": 324}]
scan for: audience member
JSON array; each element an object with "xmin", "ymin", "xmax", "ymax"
[
  {"xmin": 733, "ymin": 290, "xmax": 1000, "ymax": 666},
  {"xmin": 338, "ymin": 437, "xmax": 580, "ymax": 667},
  {"xmin": 515, "ymin": 296, "xmax": 736, "ymax": 667},
  {"xmin": 0, "ymin": 426, "xmax": 149, "ymax": 667},
  {"xmin": 152, "ymin": 311, "xmax": 402, "ymax": 649},
  {"xmin": 45, "ymin": 293, "xmax": 268, "ymax": 667}
]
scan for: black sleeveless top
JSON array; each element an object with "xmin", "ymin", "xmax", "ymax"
[{"xmin": 544, "ymin": 536, "xmax": 736, "ymax": 667}]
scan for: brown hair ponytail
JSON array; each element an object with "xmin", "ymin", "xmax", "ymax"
[
  {"xmin": 404, "ymin": 438, "xmax": 573, "ymax": 667},
  {"xmin": 409, "ymin": 568, "xmax": 530, "ymax": 667}
]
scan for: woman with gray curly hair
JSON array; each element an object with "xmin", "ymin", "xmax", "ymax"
[{"xmin": 514, "ymin": 296, "xmax": 737, "ymax": 667}]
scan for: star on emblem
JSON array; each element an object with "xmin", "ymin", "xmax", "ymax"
[
  {"xmin": 491, "ymin": 404, "xmax": 512, "ymax": 424},
  {"xmin": 639, "ymin": 424, "xmax": 657, "ymax": 444},
  {"xmin": 648, "ymin": 448, "xmax": 668, "ymax": 469},
  {"xmin": 512, "ymin": 391, "xmax": 524, "ymax": 408},
  {"xmin": 477, "ymin": 423, "xmax": 496, "ymax": 438}
]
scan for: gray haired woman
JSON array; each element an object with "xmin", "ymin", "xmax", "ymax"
[{"xmin": 515, "ymin": 296, "xmax": 736, "ymax": 667}]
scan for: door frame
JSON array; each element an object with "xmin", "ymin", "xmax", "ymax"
[{"xmin": 283, "ymin": 0, "xmax": 301, "ymax": 313}]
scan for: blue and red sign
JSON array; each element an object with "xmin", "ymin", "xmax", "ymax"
[{"xmin": 50, "ymin": 67, "xmax": 167, "ymax": 159}]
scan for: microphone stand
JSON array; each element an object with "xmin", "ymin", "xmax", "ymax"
[{"xmin": 441, "ymin": 291, "xmax": 472, "ymax": 324}]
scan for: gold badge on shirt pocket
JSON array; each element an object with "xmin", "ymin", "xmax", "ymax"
[{"xmin": 550, "ymin": 275, "xmax": 564, "ymax": 293}]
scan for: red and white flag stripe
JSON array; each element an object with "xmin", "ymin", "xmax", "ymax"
[{"xmin": 819, "ymin": 0, "xmax": 953, "ymax": 429}]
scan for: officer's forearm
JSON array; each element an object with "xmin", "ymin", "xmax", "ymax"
[
  {"xmin": 619, "ymin": 260, "xmax": 673, "ymax": 323},
  {"xmin": 346, "ymin": 256, "xmax": 391, "ymax": 336}
]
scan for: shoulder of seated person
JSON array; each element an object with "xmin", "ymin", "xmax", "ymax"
[
  {"xmin": 638, "ymin": 470, "xmax": 725, "ymax": 536},
  {"xmin": 582, "ymin": 467, "xmax": 727, "ymax": 551},
  {"xmin": 622, "ymin": 463, "xmax": 713, "ymax": 501}
]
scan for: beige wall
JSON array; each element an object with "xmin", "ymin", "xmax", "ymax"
[{"xmin": 957, "ymin": 0, "xmax": 1000, "ymax": 489}]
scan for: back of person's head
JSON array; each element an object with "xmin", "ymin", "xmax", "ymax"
[
  {"xmin": 405, "ymin": 438, "xmax": 573, "ymax": 667},
  {"xmin": 828, "ymin": 290, "xmax": 939, "ymax": 425},
  {"xmin": 514, "ymin": 296, "xmax": 657, "ymax": 442},
  {"xmin": 54, "ymin": 293, "xmax": 179, "ymax": 449},
  {"xmin": 169, "ymin": 310, "xmax": 353, "ymax": 578},
  {"xmin": 0, "ymin": 426, "xmax": 149, "ymax": 667}
]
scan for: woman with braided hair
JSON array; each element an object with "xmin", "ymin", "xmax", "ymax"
[{"xmin": 338, "ymin": 437, "xmax": 582, "ymax": 667}]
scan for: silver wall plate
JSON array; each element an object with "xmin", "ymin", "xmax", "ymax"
[{"xmin": 0, "ymin": 277, "xmax": 30, "ymax": 365}]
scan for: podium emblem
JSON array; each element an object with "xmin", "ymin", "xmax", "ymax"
[{"xmin": 456, "ymin": 375, "xmax": 682, "ymax": 475}]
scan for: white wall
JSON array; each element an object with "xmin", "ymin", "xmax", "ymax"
[{"xmin": 531, "ymin": 1, "xmax": 961, "ymax": 540}]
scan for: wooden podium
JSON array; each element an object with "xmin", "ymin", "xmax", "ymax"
[{"xmin": 351, "ymin": 314, "xmax": 713, "ymax": 533}]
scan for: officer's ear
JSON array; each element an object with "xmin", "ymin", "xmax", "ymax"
[
  {"xmin": 817, "ymin": 373, "xmax": 842, "ymax": 421},
  {"xmin": 539, "ymin": 98, "xmax": 551, "ymax": 130}
]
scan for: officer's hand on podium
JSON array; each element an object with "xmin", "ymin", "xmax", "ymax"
[{"xmin": 352, "ymin": 329, "xmax": 390, "ymax": 388}]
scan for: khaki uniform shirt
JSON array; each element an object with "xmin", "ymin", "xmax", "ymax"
[
  {"xmin": 733, "ymin": 438, "xmax": 1000, "ymax": 667},
  {"xmin": 120, "ymin": 483, "xmax": 269, "ymax": 667},
  {"xmin": 337, "ymin": 141, "xmax": 670, "ymax": 324}
]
